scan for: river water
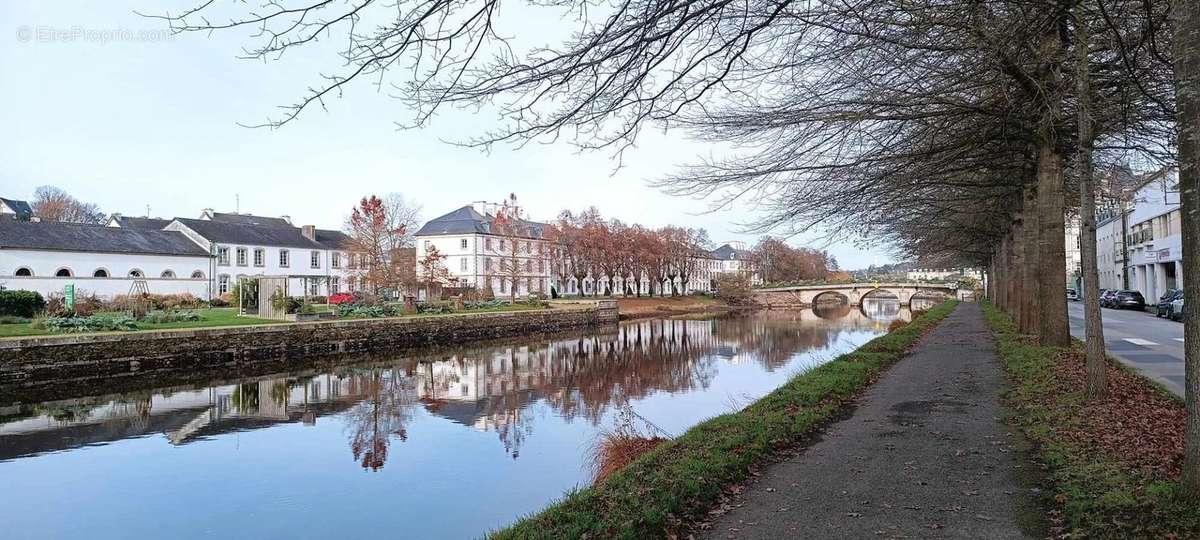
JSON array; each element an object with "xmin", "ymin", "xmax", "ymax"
[{"xmin": 0, "ymin": 299, "xmax": 927, "ymax": 539}]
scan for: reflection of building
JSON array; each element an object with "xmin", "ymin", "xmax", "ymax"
[{"xmin": 1, "ymin": 307, "xmax": 905, "ymax": 468}]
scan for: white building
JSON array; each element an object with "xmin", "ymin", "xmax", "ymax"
[
  {"xmin": 415, "ymin": 201, "xmax": 762, "ymax": 298},
  {"xmin": 1095, "ymin": 208, "xmax": 1127, "ymax": 290},
  {"xmin": 1124, "ymin": 169, "xmax": 1183, "ymax": 301},
  {"xmin": 413, "ymin": 202, "xmax": 554, "ymax": 298},
  {"xmin": 149, "ymin": 210, "xmax": 352, "ymax": 298},
  {"xmin": 0, "ymin": 219, "xmax": 212, "ymax": 299},
  {"xmin": 906, "ymin": 267, "xmax": 982, "ymax": 281}
]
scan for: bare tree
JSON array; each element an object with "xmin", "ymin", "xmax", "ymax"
[{"xmin": 31, "ymin": 186, "xmax": 105, "ymax": 224}]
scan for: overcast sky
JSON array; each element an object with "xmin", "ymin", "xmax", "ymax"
[{"xmin": 0, "ymin": 1, "xmax": 896, "ymax": 269}]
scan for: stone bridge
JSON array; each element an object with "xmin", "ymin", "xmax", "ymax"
[{"xmin": 752, "ymin": 282, "xmax": 960, "ymax": 308}]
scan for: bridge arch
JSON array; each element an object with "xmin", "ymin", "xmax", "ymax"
[
  {"xmin": 811, "ymin": 290, "xmax": 850, "ymax": 306},
  {"xmin": 859, "ymin": 288, "xmax": 901, "ymax": 302},
  {"xmin": 812, "ymin": 302, "xmax": 852, "ymax": 320}
]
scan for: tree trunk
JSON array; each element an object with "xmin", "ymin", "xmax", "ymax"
[
  {"xmin": 1076, "ymin": 7, "xmax": 1107, "ymax": 398},
  {"xmin": 1173, "ymin": 0, "xmax": 1200, "ymax": 497},
  {"xmin": 1036, "ymin": 143, "xmax": 1070, "ymax": 347}
]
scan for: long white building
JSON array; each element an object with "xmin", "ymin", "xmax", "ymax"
[{"xmin": 1, "ymin": 201, "xmax": 352, "ymax": 301}]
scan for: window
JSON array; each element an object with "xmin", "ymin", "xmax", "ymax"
[
  {"xmin": 425, "ymin": 240, "xmax": 433, "ymax": 250},
  {"xmin": 218, "ymin": 274, "xmax": 230, "ymax": 294},
  {"xmin": 217, "ymin": 246, "xmax": 230, "ymax": 265},
  {"xmin": 460, "ymin": 258, "xmax": 468, "ymax": 272},
  {"xmin": 93, "ymin": 269, "xmax": 109, "ymax": 277},
  {"xmin": 55, "ymin": 268, "xmax": 72, "ymax": 277},
  {"xmin": 310, "ymin": 251, "xmax": 320, "ymax": 269},
  {"xmin": 191, "ymin": 271, "xmax": 205, "ymax": 279},
  {"xmin": 279, "ymin": 249, "xmax": 290, "ymax": 267},
  {"xmin": 254, "ymin": 248, "xmax": 265, "ymax": 267},
  {"xmin": 525, "ymin": 260, "xmax": 532, "ymax": 272},
  {"xmin": 347, "ymin": 276, "xmax": 357, "ymax": 292},
  {"xmin": 460, "ymin": 238, "xmax": 468, "ymax": 250},
  {"xmin": 161, "ymin": 270, "xmax": 176, "ymax": 278},
  {"xmin": 15, "ymin": 267, "xmax": 32, "ymax": 277},
  {"xmin": 500, "ymin": 239, "xmax": 506, "ymax": 251},
  {"xmin": 485, "ymin": 238, "xmax": 493, "ymax": 251},
  {"xmin": 332, "ymin": 252, "xmax": 341, "ymax": 269},
  {"xmin": 486, "ymin": 258, "xmax": 493, "ymax": 271},
  {"xmin": 330, "ymin": 276, "xmax": 340, "ymax": 291},
  {"xmin": 537, "ymin": 260, "xmax": 545, "ymax": 273},
  {"xmin": 129, "ymin": 269, "xmax": 144, "ymax": 278},
  {"xmin": 236, "ymin": 247, "xmax": 247, "ymax": 266},
  {"xmin": 500, "ymin": 279, "xmax": 507, "ymax": 293}
]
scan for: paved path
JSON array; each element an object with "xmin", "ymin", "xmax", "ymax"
[
  {"xmin": 702, "ymin": 303, "xmax": 1031, "ymax": 540},
  {"xmin": 1066, "ymin": 301, "xmax": 1185, "ymax": 396}
]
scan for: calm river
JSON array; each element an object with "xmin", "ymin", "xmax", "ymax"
[{"xmin": 0, "ymin": 299, "xmax": 927, "ymax": 539}]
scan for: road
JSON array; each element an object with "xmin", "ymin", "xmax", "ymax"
[{"xmin": 1067, "ymin": 301, "xmax": 1186, "ymax": 397}]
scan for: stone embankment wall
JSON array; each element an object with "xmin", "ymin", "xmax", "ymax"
[{"xmin": 0, "ymin": 302, "xmax": 618, "ymax": 392}]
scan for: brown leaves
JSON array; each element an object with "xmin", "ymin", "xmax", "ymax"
[{"xmin": 1050, "ymin": 348, "xmax": 1185, "ymax": 479}]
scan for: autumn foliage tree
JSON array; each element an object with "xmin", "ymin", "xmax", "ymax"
[
  {"xmin": 752, "ymin": 237, "xmax": 836, "ymax": 284},
  {"xmin": 343, "ymin": 194, "xmax": 420, "ymax": 294}
]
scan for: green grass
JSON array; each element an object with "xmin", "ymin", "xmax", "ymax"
[
  {"xmin": 488, "ymin": 300, "xmax": 959, "ymax": 540},
  {"xmin": 0, "ymin": 304, "xmax": 552, "ymax": 338},
  {"xmin": 981, "ymin": 301, "xmax": 1200, "ymax": 539}
]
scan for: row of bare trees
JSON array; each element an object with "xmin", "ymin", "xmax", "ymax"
[
  {"xmin": 544, "ymin": 207, "xmax": 712, "ymax": 297},
  {"xmin": 162, "ymin": 0, "xmax": 1200, "ymax": 495}
]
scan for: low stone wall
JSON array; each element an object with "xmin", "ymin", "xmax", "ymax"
[{"xmin": 0, "ymin": 302, "xmax": 618, "ymax": 393}]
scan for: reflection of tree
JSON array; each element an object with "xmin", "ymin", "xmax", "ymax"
[{"xmin": 344, "ymin": 369, "xmax": 417, "ymax": 471}]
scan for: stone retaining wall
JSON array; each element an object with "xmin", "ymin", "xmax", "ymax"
[{"xmin": 0, "ymin": 302, "xmax": 618, "ymax": 392}]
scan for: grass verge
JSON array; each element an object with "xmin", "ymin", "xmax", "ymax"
[
  {"xmin": 981, "ymin": 301, "xmax": 1199, "ymax": 538},
  {"xmin": 489, "ymin": 300, "xmax": 959, "ymax": 539}
]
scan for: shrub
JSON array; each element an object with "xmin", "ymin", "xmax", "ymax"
[
  {"xmin": 329, "ymin": 293, "xmax": 355, "ymax": 305},
  {"xmin": 0, "ymin": 290, "xmax": 46, "ymax": 318},
  {"xmin": 140, "ymin": 309, "xmax": 202, "ymax": 324},
  {"xmin": 465, "ymin": 298, "xmax": 506, "ymax": 310},
  {"xmin": 713, "ymin": 273, "xmax": 754, "ymax": 305},
  {"xmin": 270, "ymin": 290, "xmax": 302, "ymax": 314},
  {"xmin": 416, "ymin": 302, "xmax": 455, "ymax": 314},
  {"xmin": 0, "ymin": 315, "xmax": 31, "ymax": 325},
  {"xmin": 335, "ymin": 304, "xmax": 398, "ymax": 318},
  {"xmin": 43, "ymin": 314, "xmax": 138, "ymax": 333}
]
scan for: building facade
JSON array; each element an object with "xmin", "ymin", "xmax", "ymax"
[
  {"xmin": 0, "ymin": 220, "xmax": 212, "ymax": 299},
  {"xmin": 415, "ymin": 201, "xmax": 763, "ymax": 298},
  {"xmin": 1124, "ymin": 170, "xmax": 1183, "ymax": 301}
]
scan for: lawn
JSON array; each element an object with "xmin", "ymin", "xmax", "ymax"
[
  {"xmin": 0, "ymin": 308, "xmax": 284, "ymax": 338},
  {"xmin": 0, "ymin": 304, "xmax": 553, "ymax": 338}
]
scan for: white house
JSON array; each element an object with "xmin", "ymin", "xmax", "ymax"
[
  {"xmin": 413, "ymin": 202, "xmax": 554, "ymax": 298},
  {"xmin": 0, "ymin": 219, "xmax": 212, "ymax": 299},
  {"xmin": 1124, "ymin": 169, "xmax": 1182, "ymax": 301},
  {"xmin": 1095, "ymin": 208, "xmax": 1127, "ymax": 290},
  {"xmin": 1, "ymin": 198, "xmax": 33, "ymax": 220},
  {"xmin": 147, "ymin": 210, "xmax": 353, "ymax": 298}
]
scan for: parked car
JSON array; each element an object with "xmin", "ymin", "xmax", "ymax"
[
  {"xmin": 1170, "ymin": 297, "xmax": 1186, "ymax": 322},
  {"xmin": 1113, "ymin": 290, "xmax": 1146, "ymax": 311},
  {"xmin": 1156, "ymin": 289, "xmax": 1183, "ymax": 318},
  {"xmin": 1100, "ymin": 289, "xmax": 1118, "ymax": 308},
  {"xmin": 1066, "ymin": 288, "xmax": 1079, "ymax": 301}
]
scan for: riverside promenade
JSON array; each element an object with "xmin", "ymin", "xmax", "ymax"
[{"xmin": 702, "ymin": 303, "xmax": 1035, "ymax": 539}]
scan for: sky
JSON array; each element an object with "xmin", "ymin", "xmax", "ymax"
[{"xmin": 0, "ymin": 1, "xmax": 896, "ymax": 269}]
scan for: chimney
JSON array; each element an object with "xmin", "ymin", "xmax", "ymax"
[
  {"xmin": 201, "ymin": 208, "xmax": 214, "ymax": 220},
  {"xmin": 302, "ymin": 225, "xmax": 316, "ymax": 241},
  {"xmin": 281, "ymin": 215, "xmax": 292, "ymax": 225}
]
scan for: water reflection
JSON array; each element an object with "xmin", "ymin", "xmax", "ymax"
[{"xmin": 0, "ymin": 306, "xmax": 916, "ymax": 539}]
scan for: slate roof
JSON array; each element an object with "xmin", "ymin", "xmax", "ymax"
[
  {"xmin": 0, "ymin": 220, "xmax": 209, "ymax": 256},
  {"xmin": 414, "ymin": 205, "xmax": 547, "ymax": 239},
  {"xmin": 208, "ymin": 212, "xmax": 293, "ymax": 228},
  {"xmin": 174, "ymin": 218, "xmax": 350, "ymax": 250},
  {"xmin": 111, "ymin": 216, "xmax": 173, "ymax": 230},
  {"xmin": 709, "ymin": 244, "xmax": 750, "ymax": 260},
  {"xmin": 0, "ymin": 198, "xmax": 32, "ymax": 218}
]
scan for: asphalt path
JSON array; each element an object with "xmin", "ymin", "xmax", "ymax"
[
  {"xmin": 1066, "ymin": 301, "xmax": 1186, "ymax": 397},
  {"xmin": 701, "ymin": 303, "xmax": 1031, "ymax": 539}
]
